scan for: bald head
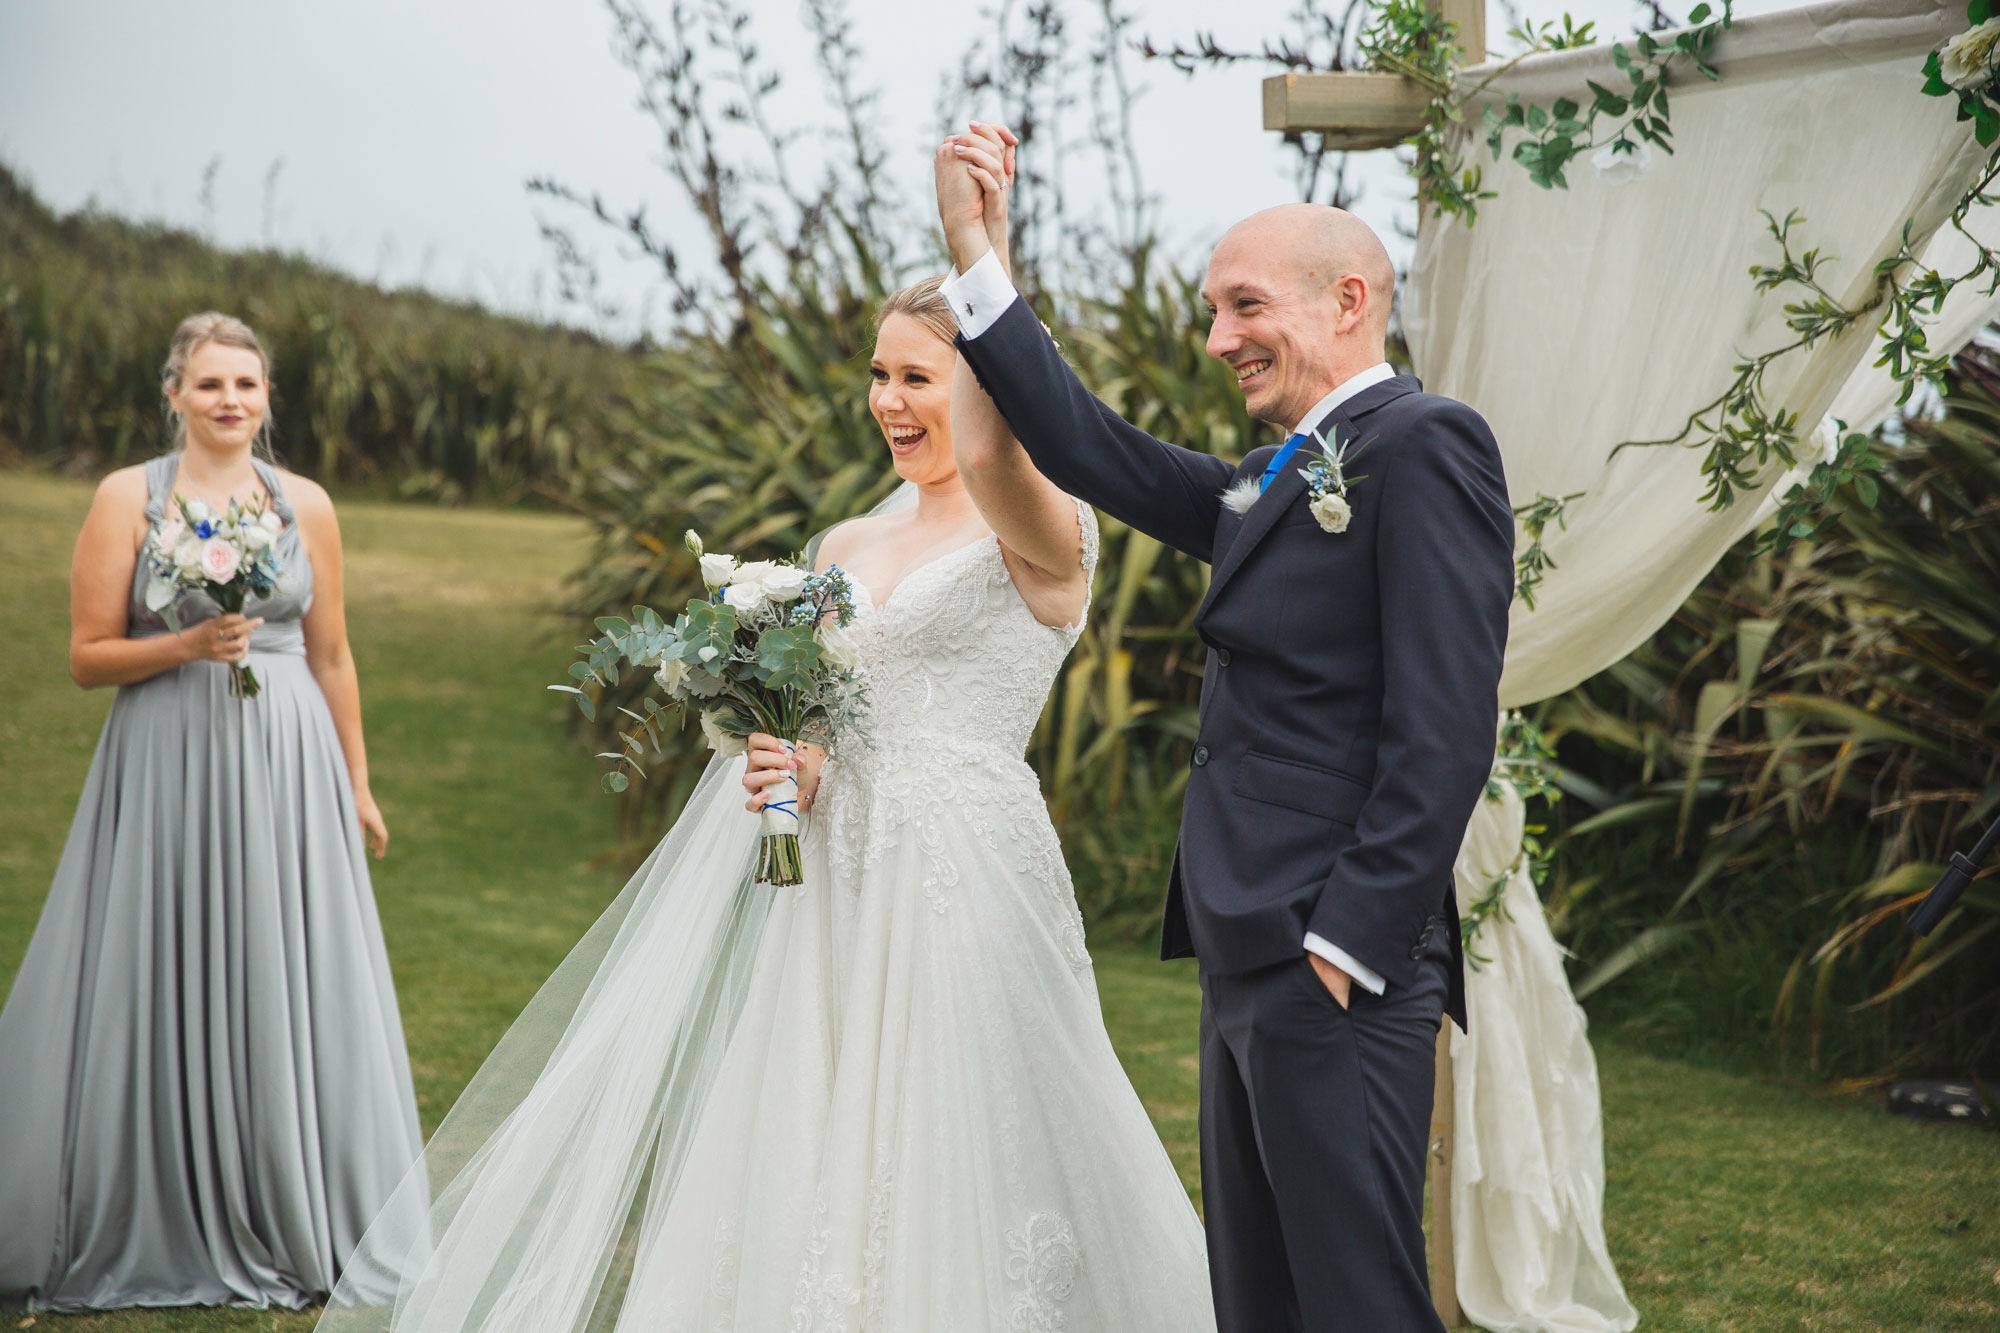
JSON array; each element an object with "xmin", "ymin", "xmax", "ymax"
[
  {"xmin": 1202, "ymin": 205, "xmax": 1397, "ymax": 430},
  {"xmin": 1220, "ymin": 204, "xmax": 1396, "ymax": 334}
]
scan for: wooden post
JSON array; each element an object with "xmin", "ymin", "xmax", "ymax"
[
  {"xmin": 1438, "ymin": 0, "xmax": 1487, "ymax": 68},
  {"xmin": 1261, "ymin": 0, "xmax": 1488, "ymax": 142},
  {"xmin": 1430, "ymin": 1020, "xmax": 1461, "ymax": 1328}
]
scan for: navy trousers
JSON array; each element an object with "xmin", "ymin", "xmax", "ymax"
[{"xmin": 1198, "ymin": 921, "xmax": 1453, "ymax": 1333}]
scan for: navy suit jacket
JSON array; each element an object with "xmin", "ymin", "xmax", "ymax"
[{"xmin": 957, "ymin": 300, "xmax": 1512, "ymax": 1029}]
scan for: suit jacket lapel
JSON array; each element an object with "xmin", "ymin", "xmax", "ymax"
[{"xmin": 1196, "ymin": 376, "xmax": 1419, "ymax": 625}]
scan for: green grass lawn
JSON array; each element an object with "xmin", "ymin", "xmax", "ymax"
[{"xmin": 2, "ymin": 471, "xmax": 1994, "ymax": 1331}]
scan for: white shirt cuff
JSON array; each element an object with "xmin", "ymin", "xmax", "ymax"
[
  {"xmin": 1304, "ymin": 932, "xmax": 1387, "ymax": 996},
  {"xmin": 940, "ymin": 248, "xmax": 1019, "ymax": 341}
]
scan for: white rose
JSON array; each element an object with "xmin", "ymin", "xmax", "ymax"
[
  {"xmin": 1941, "ymin": 17, "xmax": 2000, "ymax": 91},
  {"xmin": 722, "ymin": 581, "xmax": 769, "ymax": 615},
  {"xmin": 730, "ymin": 559, "xmax": 781, "ymax": 586},
  {"xmin": 699, "ymin": 552, "xmax": 738, "ymax": 587},
  {"xmin": 817, "ymin": 621, "xmax": 863, "ymax": 672},
  {"xmin": 240, "ymin": 522, "xmax": 275, "ymax": 552},
  {"xmin": 758, "ymin": 563, "xmax": 809, "ymax": 602},
  {"xmin": 258, "ymin": 509, "xmax": 283, "ymax": 534},
  {"xmin": 699, "ymin": 710, "xmax": 747, "ymax": 758},
  {"xmin": 1310, "ymin": 492, "xmax": 1353, "ymax": 534},
  {"xmin": 1590, "ymin": 140, "xmax": 1652, "ymax": 187},
  {"xmin": 183, "ymin": 497, "xmax": 214, "ymax": 525},
  {"xmin": 172, "ymin": 537, "xmax": 205, "ymax": 575},
  {"xmin": 655, "ymin": 655, "xmax": 691, "ymax": 695}
]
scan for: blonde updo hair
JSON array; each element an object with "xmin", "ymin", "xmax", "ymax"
[
  {"xmin": 161, "ymin": 312, "xmax": 276, "ymax": 458},
  {"xmin": 876, "ymin": 276, "xmax": 958, "ymax": 345}
]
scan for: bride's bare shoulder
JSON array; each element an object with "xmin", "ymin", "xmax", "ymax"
[{"xmin": 815, "ymin": 513, "xmax": 888, "ymax": 573}]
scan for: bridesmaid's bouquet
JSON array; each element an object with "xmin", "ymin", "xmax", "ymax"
[
  {"xmin": 143, "ymin": 493, "xmax": 286, "ymax": 699},
  {"xmin": 556, "ymin": 531, "xmax": 867, "ymax": 886}
]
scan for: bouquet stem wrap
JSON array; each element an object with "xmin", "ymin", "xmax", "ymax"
[
  {"xmin": 215, "ymin": 589, "xmax": 262, "ymax": 700},
  {"xmin": 755, "ymin": 739, "xmax": 804, "ymax": 886}
]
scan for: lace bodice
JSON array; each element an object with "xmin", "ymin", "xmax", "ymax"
[{"xmin": 837, "ymin": 502, "xmax": 1099, "ymax": 771}]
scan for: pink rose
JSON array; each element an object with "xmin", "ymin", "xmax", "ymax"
[
  {"xmin": 199, "ymin": 537, "xmax": 242, "ymax": 583},
  {"xmin": 154, "ymin": 518, "xmax": 187, "ymax": 553}
]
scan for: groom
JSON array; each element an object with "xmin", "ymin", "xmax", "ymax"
[{"xmin": 936, "ymin": 131, "xmax": 1512, "ymax": 1332}]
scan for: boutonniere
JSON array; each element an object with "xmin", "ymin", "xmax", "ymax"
[{"xmin": 1298, "ymin": 424, "xmax": 1368, "ymax": 534}]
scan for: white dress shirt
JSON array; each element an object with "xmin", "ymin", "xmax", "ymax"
[
  {"xmin": 1282, "ymin": 362, "xmax": 1396, "ymax": 440},
  {"xmin": 943, "ymin": 251, "xmax": 1395, "ymax": 996}
]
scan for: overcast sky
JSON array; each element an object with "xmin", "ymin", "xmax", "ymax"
[{"xmin": 0, "ymin": 0, "xmax": 1801, "ymax": 334}]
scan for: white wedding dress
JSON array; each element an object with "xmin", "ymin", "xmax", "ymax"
[{"xmin": 320, "ymin": 502, "xmax": 1215, "ymax": 1333}]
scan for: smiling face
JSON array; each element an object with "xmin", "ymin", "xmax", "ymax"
[
  {"xmin": 168, "ymin": 341, "xmax": 270, "ymax": 454},
  {"xmin": 868, "ymin": 313, "xmax": 959, "ymax": 486},
  {"xmin": 1201, "ymin": 205, "xmax": 1394, "ymax": 432}
]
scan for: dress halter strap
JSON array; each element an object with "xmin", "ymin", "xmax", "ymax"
[
  {"xmin": 142, "ymin": 454, "xmax": 178, "ymax": 525},
  {"xmin": 250, "ymin": 458, "xmax": 298, "ymax": 526}
]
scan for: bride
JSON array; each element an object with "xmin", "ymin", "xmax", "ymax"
[{"xmin": 318, "ymin": 132, "xmax": 1214, "ymax": 1332}]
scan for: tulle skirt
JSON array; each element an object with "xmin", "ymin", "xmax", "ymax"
[
  {"xmin": 314, "ymin": 746, "xmax": 1213, "ymax": 1332},
  {"xmin": 613, "ymin": 744, "xmax": 1212, "ymax": 1330}
]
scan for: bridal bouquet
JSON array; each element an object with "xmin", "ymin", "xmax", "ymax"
[
  {"xmin": 143, "ymin": 493, "xmax": 285, "ymax": 699},
  {"xmin": 556, "ymin": 531, "xmax": 866, "ymax": 886}
]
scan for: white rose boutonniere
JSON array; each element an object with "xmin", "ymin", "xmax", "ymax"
[
  {"xmin": 1297, "ymin": 423, "xmax": 1368, "ymax": 536},
  {"xmin": 1309, "ymin": 492, "xmax": 1353, "ymax": 534}
]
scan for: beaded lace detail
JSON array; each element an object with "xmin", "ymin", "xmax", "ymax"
[{"xmin": 812, "ymin": 504, "xmax": 1098, "ymax": 965}]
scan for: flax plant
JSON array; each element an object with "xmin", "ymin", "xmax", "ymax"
[{"xmin": 1548, "ymin": 347, "xmax": 2000, "ymax": 1076}]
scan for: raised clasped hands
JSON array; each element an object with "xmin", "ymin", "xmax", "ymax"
[{"xmin": 934, "ymin": 120, "xmax": 1018, "ymax": 277}]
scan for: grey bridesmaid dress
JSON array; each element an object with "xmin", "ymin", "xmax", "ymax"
[{"xmin": 0, "ymin": 455, "xmax": 425, "ymax": 1312}]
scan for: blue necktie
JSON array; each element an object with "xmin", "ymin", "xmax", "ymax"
[{"xmin": 1260, "ymin": 432, "xmax": 1310, "ymax": 493}]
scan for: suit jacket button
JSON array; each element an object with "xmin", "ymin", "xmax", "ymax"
[
  {"xmin": 1215, "ymin": 648, "xmax": 1232, "ymax": 666},
  {"xmin": 1192, "ymin": 746, "xmax": 1210, "ymax": 767}
]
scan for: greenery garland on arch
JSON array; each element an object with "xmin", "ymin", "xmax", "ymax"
[{"xmin": 1359, "ymin": 0, "xmax": 2000, "ymax": 944}]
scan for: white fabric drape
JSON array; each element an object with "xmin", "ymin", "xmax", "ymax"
[{"xmin": 1404, "ymin": 2, "xmax": 2000, "ymax": 1328}]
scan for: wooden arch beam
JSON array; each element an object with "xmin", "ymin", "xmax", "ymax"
[{"xmin": 1262, "ymin": 0, "xmax": 1486, "ymax": 148}]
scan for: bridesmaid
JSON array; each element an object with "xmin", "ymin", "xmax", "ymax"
[{"xmin": 0, "ymin": 313, "xmax": 424, "ymax": 1312}]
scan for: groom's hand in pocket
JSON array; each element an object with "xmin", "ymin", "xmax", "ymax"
[{"xmin": 1308, "ymin": 952, "xmax": 1354, "ymax": 1010}]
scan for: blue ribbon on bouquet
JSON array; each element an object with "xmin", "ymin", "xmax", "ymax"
[{"xmin": 764, "ymin": 741, "xmax": 800, "ymax": 822}]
